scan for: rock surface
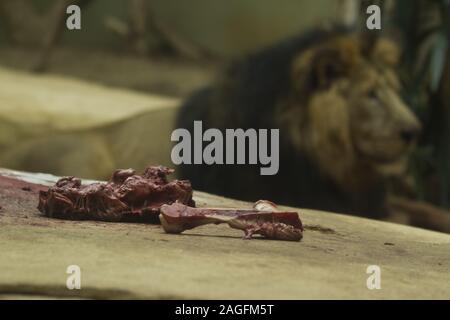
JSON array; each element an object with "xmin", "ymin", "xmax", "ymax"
[
  {"xmin": 0, "ymin": 168, "xmax": 449, "ymax": 299},
  {"xmin": 0, "ymin": 66, "xmax": 178, "ymax": 179}
]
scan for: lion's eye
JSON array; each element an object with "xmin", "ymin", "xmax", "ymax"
[{"xmin": 368, "ymin": 89, "xmax": 378, "ymax": 101}]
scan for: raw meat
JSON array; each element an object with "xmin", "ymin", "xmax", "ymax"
[{"xmin": 38, "ymin": 166, "xmax": 195, "ymax": 223}]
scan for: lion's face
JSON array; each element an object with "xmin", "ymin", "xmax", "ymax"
[
  {"xmin": 278, "ymin": 35, "xmax": 421, "ymax": 190},
  {"xmin": 342, "ymin": 64, "xmax": 421, "ymax": 175}
]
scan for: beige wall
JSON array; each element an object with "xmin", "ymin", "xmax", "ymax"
[
  {"xmin": 1, "ymin": 0, "xmax": 337, "ymax": 57},
  {"xmin": 151, "ymin": 0, "xmax": 337, "ymax": 57}
]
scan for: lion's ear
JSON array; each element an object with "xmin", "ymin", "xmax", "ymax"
[
  {"xmin": 372, "ymin": 38, "xmax": 401, "ymax": 66},
  {"xmin": 360, "ymin": 34, "xmax": 401, "ymax": 67},
  {"xmin": 292, "ymin": 37, "xmax": 361, "ymax": 94}
]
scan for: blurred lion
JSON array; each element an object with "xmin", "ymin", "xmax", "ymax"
[{"xmin": 176, "ymin": 27, "xmax": 421, "ymax": 218}]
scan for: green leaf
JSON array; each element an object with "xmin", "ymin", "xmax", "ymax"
[{"xmin": 429, "ymin": 32, "xmax": 448, "ymax": 92}]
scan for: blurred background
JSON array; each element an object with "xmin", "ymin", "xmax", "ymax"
[
  {"xmin": 0, "ymin": 0, "xmax": 340, "ymax": 95},
  {"xmin": 0, "ymin": 0, "xmax": 449, "ymax": 230}
]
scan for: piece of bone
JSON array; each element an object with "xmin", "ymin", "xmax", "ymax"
[
  {"xmin": 159, "ymin": 202, "xmax": 303, "ymax": 241},
  {"xmin": 253, "ymin": 200, "xmax": 278, "ymax": 212}
]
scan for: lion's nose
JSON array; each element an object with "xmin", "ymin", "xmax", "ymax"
[{"xmin": 400, "ymin": 125, "xmax": 421, "ymax": 144}]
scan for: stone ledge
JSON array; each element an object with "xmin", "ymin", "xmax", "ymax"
[{"xmin": 0, "ymin": 168, "xmax": 449, "ymax": 299}]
